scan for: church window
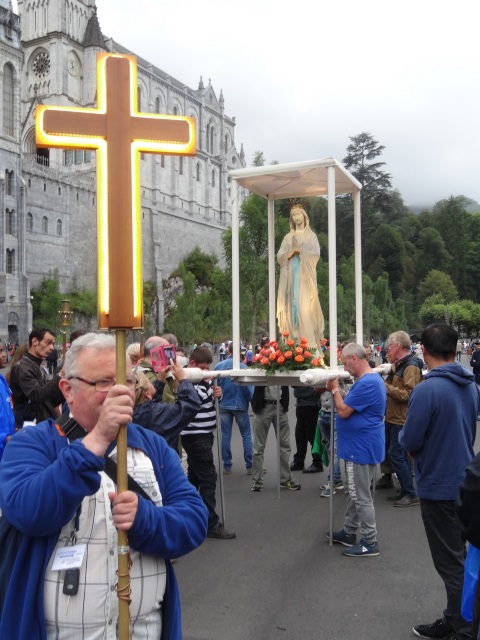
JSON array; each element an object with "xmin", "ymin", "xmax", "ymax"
[
  {"xmin": 75, "ymin": 150, "xmax": 83, "ymax": 164},
  {"xmin": 6, "ymin": 249, "xmax": 15, "ymax": 275},
  {"xmin": 42, "ymin": 216, "xmax": 48, "ymax": 233},
  {"xmin": 210, "ymin": 126, "xmax": 214, "ymax": 154},
  {"xmin": 36, "ymin": 148, "xmax": 49, "ymax": 166},
  {"xmin": 58, "ymin": 187, "xmax": 61, "ymax": 196},
  {"xmin": 155, "ymin": 97, "xmax": 160, "ymax": 113},
  {"xmin": 3, "ymin": 64, "xmax": 14, "ymax": 136},
  {"xmin": 84, "ymin": 151, "xmax": 91, "ymax": 163},
  {"xmin": 179, "ymin": 157, "xmax": 183, "ymax": 175},
  {"xmin": 6, "ymin": 209, "xmax": 15, "ymax": 235},
  {"xmin": 43, "ymin": 182, "xmax": 46, "ymax": 191},
  {"xmin": 137, "ymin": 87, "xmax": 142, "ymax": 111},
  {"xmin": 64, "ymin": 150, "xmax": 73, "ymax": 165},
  {"xmin": 27, "ymin": 213, "xmax": 33, "ymax": 231},
  {"xmin": 56, "ymin": 219, "xmax": 62, "ymax": 236},
  {"xmin": 196, "ymin": 162, "xmax": 201, "ymax": 181},
  {"xmin": 225, "ymin": 134, "xmax": 228, "ymax": 152},
  {"xmin": 161, "ymin": 155, "xmax": 165, "ymax": 168},
  {"xmin": 206, "ymin": 125, "xmax": 210, "ymax": 152},
  {"xmin": 5, "ymin": 170, "xmax": 14, "ymax": 196},
  {"xmin": 32, "ymin": 52, "xmax": 50, "ymax": 78},
  {"xmin": 28, "ymin": 179, "xmax": 31, "ymax": 188},
  {"xmin": 212, "ymin": 170, "xmax": 215, "ymax": 188},
  {"xmin": 173, "ymin": 105, "xmax": 178, "ymax": 115}
]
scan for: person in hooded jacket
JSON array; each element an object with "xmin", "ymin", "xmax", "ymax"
[
  {"xmin": 399, "ymin": 324, "xmax": 479, "ymax": 640},
  {"xmin": 133, "ymin": 364, "xmax": 201, "ymax": 450}
]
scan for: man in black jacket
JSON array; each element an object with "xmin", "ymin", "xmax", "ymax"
[
  {"xmin": 470, "ymin": 341, "xmax": 480, "ymax": 384},
  {"xmin": 250, "ymin": 386, "xmax": 301, "ymax": 492},
  {"xmin": 9, "ymin": 328, "xmax": 64, "ymax": 427}
]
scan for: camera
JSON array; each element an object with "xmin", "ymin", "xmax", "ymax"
[{"xmin": 150, "ymin": 344, "xmax": 177, "ymax": 372}]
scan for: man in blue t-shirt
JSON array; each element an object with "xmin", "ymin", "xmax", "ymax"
[{"xmin": 325, "ymin": 342, "xmax": 386, "ymax": 557}]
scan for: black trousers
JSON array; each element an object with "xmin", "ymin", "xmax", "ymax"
[
  {"xmin": 293, "ymin": 405, "xmax": 322, "ymax": 466},
  {"xmin": 181, "ymin": 432, "xmax": 219, "ymax": 530},
  {"xmin": 420, "ymin": 498, "xmax": 472, "ymax": 640}
]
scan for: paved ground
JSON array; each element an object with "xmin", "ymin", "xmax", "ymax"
[{"xmin": 174, "ymin": 390, "xmax": 451, "ymax": 640}]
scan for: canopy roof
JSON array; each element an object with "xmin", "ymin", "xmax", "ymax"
[{"xmin": 229, "ymin": 157, "xmax": 361, "ymax": 200}]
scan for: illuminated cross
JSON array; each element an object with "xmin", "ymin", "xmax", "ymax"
[{"xmin": 36, "ymin": 52, "xmax": 196, "ymax": 329}]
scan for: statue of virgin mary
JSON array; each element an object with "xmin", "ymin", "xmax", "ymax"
[{"xmin": 277, "ymin": 206, "xmax": 324, "ymax": 350}]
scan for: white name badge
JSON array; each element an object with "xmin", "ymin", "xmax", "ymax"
[{"xmin": 51, "ymin": 544, "xmax": 86, "ymax": 571}]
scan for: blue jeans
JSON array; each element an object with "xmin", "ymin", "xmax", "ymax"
[
  {"xmin": 220, "ymin": 409, "xmax": 253, "ymax": 471},
  {"xmin": 388, "ymin": 422, "xmax": 416, "ymax": 497},
  {"xmin": 319, "ymin": 411, "xmax": 341, "ymax": 484}
]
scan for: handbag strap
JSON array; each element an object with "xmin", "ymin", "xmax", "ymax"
[{"xmin": 55, "ymin": 414, "xmax": 153, "ymax": 503}]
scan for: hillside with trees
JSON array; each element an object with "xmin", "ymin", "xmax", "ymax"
[{"xmin": 164, "ymin": 132, "xmax": 480, "ymax": 345}]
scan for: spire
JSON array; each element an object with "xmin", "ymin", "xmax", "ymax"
[
  {"xmin": 219, "ymin": 89, "xmax": 224, "ymax": 105},
  {"xmin": 240, "ymin": 144, "xmax": 245, "ymax": 164},
  {"xmin": 83, "ymin": 7, "xmax": 106, "ymax": 49},
  {"xmin": 198, "ymin": 75, "xmax": 204, "ymax": 91}
]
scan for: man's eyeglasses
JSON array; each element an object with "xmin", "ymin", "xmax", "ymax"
[{"xmin": 68, "ymin": 376, "xmax": 136, "ymax": 392}]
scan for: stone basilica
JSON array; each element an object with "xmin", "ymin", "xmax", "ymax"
[{"xmin": 0, "ymin": 0, "xmax": 246, "ymax": 342}]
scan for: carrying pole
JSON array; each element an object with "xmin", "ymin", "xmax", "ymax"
[{"xmin": 214, "ymin": 382, "xmax": 227, "ymax": 526}]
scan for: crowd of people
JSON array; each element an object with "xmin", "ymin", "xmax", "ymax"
[{"xmin": 0, "ymin": 324, "xmax": 480, "ymax": 639}]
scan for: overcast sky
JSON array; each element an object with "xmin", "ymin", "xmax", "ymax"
[{"xmin": 16, "ymin": 0, "xmax": 480, "ymax": 207}]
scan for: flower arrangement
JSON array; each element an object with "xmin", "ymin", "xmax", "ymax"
[{"xmin": 252, "ymin": 331, "xmax": 326, "ymax": 372}]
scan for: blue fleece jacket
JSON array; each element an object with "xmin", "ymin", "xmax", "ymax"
[
  {"xmin": 0, "ymin": 420, "xmax": 208, "ymax": 640},
  {"xmin": 399, "ymin": 362, "xmax": 478, "ymax": 500}
]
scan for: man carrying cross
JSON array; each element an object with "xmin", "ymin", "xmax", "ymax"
[{"xmin": 0, "ymin": 333, "xmax": 208, "ymax": 639}]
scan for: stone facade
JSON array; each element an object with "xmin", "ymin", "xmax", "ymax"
[{"xmin": 0, "ymin": 0, "xmax": 246, "ymax": 342}]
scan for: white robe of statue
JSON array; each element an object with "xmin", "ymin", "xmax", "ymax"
[{"xmin": 277, "ymin": 207, "xmax": 324, "ymax": 350}]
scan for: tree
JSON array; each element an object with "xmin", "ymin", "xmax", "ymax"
[
  {"xmin": 364, "ymin": 224, "xmax": 405, "ymax": 297},
  {"xmin": 31, "ymin": 271, "xmax": 62, "ymax": 331},
  {"xmin": 414, "ymin": 227, "xmax": 452, "ymax": 284},
  {"xmin": 222, "ymin": 193, "xmax": 289, "ymax": 344},
  {"xmin": 418, "ymin": 270, "xmax": 458, "ymax": 304},
  {"xmin": 342, "ymin": 132, "xmax": 392, "ymax": 215},
  {"xmin": 179, "ymin": 246, "xmax": 218, "ymax": 288},
  {"xmin": 431, "ymin": 196, "xmax": 469, "ymax": 296},
  {"xmin": 252, "ymin": 151, "xmax": 265, "ymax": 167},
  {"xmin": 164, "ymin": 264, "xmax": 207, "ymax": 346}
]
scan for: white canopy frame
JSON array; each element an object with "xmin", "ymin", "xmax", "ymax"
[
  {"xmin": 229, "ymin": 157, "xmax": 363, "ymax": 510},
  {"xmin": 229, "ymin": 157, "xmax": 363, "ymax": 371}
]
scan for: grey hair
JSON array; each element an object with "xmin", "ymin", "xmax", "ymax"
[
  {"xmin": 161, "ymin": 333, "xmax": 178, "ymax": 348},
  {"xmin": 126, "ymin": 342, "xmax": 141, "ymax": 365},
  {"xmin": 342, "ymin": 342, "xmax": 366, "ymax": 360},
  {"xmin": 64, "ymin": 332, "xmax": 115, "ymax": 378},
  {"xmin": 388, "ymin": 330, "xmax": 411, "ymax": 351}
]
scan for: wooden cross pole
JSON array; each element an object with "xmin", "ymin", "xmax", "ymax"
[{"xmin": 36, "ymin": 52, "xmax": 196, "ymax": 639}]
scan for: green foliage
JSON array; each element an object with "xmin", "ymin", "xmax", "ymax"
[
  {"xmin": 180, "ymin": 247, "xmax": 218, "ymax": 287},
  {"xmin": 70, "ymin": 289, "xmax": 97, "ymax": 316},
  {"xmin": 161, "ymin": 143, "xmax": 480, "ymax": 346},
  {"xmin": 31, "ymin": 271, "xmax": 62, "ymax": 331},
  {"xmin": 223, "ymin": 193, "xmax": 289, "ymax": 344},
  {"xmin": 418, "ymin": 270, "xmax": 458, "ymax": 304},
  {"xmin": 31, "ymin": 271, "xmax": 97, "ymax": 331},
  {"xmin": 165, "ymin": 264, "xmax": 207, "ymax": 346}
]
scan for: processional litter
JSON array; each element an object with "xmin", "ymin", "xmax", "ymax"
[{"xmin": 225, "ymin": 160, "xmax": 364, "ymax": 530}]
